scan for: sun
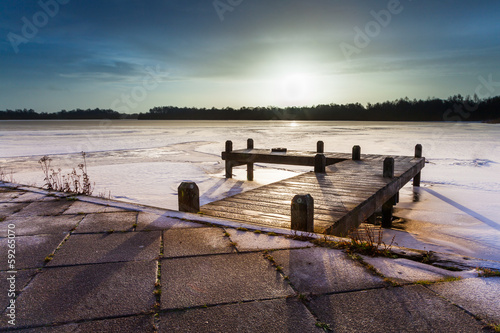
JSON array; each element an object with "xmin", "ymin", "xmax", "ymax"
[{"xmin": 275, "ymin": 72, "xmax": 317, "ymax": 106}]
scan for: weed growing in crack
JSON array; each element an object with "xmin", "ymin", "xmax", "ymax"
[
  {"xmin": 38, "ymin": 152, "xmax": 95, "ymax": 195},
  {"xmin": 477, "ymin": 268, "xmax": 500, "ymax": 278},
  {"xmin": 314, "ymin": 224, "xmax": 395, "ymax": 257}
]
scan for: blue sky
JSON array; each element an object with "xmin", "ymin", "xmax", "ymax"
[{"xmin": 1, "ymin": 0, "xmax": 499, "ymax": 113}]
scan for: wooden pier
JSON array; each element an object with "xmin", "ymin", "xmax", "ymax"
[{"xmin": 183, "ymin": 141, "xmax": 425, "ymax": 236}]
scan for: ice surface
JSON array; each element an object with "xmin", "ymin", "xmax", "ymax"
[{"xmin": 1, "ymin": 120, "xmax": 499, "ymax": 261}]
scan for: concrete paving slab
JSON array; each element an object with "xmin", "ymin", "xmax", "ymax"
[
  {"xmin": 73, "ymin": 211, "xmax": 138, "ymax": 233},
  {"xmin": 2, "ymin": 215, "xmax": 83, "ymax": 236},
  {"xmin": 136, "ymin": 212, "xmax": 204, "ymax": 231},
  {"xmin": 8, "ymin": 192, "xmax": 47, "ymax": 203},
  {"xmin": 0, "ymin": 233, "xmax": 67, "ymax": 270},
  {"xmin": 161, "ymin": 253, "xmax": 294, "ymax": 309},
  {"xmin": 48, "ymin": 231, "xmax": 161, "ymax": 266},
  {"xmin": 0, "ymin": 261, "xmax": 157, "ymax": 328},
  {"xmin": 17, "ymin": 315, "xmax": 156, "ymax": 332},
  {"xmin": 226, "ymin": 228, "xmax": 313, "ymax": 252},
  {"xmin": 271, "ymin": 247, "xmax": 387, "ymax": 294},
  {"xmin": 428, "ymin": 277, "xmax": 500, "ymax": 325},
  {"xmin": 159, "ymin": 298, "xmax": 322, "ymax": 333},
  {"xmin": 309, "ymin": 285, "xmax": 484, "ymax": 333},
  {"xmin": 0, "ymin": 190, "xmax": 25, "ymax": 202},
  {"xmin": 0, "ymin": 202, "xmax": 29, "ymax": 220},
  {"xmin": 163, "ymin": 227, "xmax": 234, "ymax": 258},
  {"xmin": 361, "ymin": 256, "xmax": 477, "ymax": 284},
  {"xmin": 0, "ymin": 270, "xmax": 37, "ymax": 312},
  {"xmin": 63, "ymin": 200, "xmax": 130, "ymax": 215},
  {"xmin": 13, "ymin": 199, "xmax": 74, "ymax": 217}
]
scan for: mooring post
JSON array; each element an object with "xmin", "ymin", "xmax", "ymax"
[
  {"xmin": 382, "ymin": 157, "xmax": 395, "ymax": 228},
  {"xmin": 291, "ymin": 194, "xmax": 314, "ymax": 232},
  {"xmin": 317, "ymin": 141, "xmax": 324, "ymax": 154},
  {"xmin": 225, "ymin": 140, "xmax": 233, "ymax": 179},
  {"xmin": 383, "ymin": 157, "xmax": 394, "ymax": 178},
  {"xmin": 178, "ymin": 182, "xmax": 200, "ymax": 213},
  {"xmin": 413, "ymin": 144, "xmax": 422, "ymax": 187},
  {"xmin": 247, "ymin": 138, "xmax": 254, "ymax": 181},
  {"xmin": 314, "ymin": 154, "xmax": 326, "ymax": 173},
  {"xmin": 352, "ymin": 145, "xmax": 361, "ymax": 161}
]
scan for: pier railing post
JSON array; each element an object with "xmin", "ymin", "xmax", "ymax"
[
  {"xmin": 352, "ymin": 145, "xmax": 361, "ymax": 161},
  {"xmin": 413, "ymin": 144, "xmax": 422, "ymax": 187},
  {"xmin": 383, "ymin": 157, "xmax": 394, "ymax": 178},
  {"xmin": 225, "ymin": 140, "xmax": 233, "ymax": 178},
  {"xmin": 382, "ymin": 157, "xmax": 395, "ymax": 228},
  {"xmin": 314, "ymin": 154, "xmax": 326, "ymax": 173},
  {"xmin": 247, "ymin": 138, "xmax": 254, "ymax": 181},
  {"xmin": 317, "ymin": 141, "xmax": 324, "ymax": 154},
  {"xmin": 291, "ymin": 194, "xmax": 314, "ymax": 232},
  {"xmin": 178, "ymin": 182, "xmax": 200, "ymax": 213}
]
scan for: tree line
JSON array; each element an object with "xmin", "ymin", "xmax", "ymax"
[
  {"xmin": 0, "ymin": 108, "xmax": 137, "ymax": 120},
  {"xmin": 2, "ymin": 95, "xmax": 500, "ymax": 121},
  {"xmin": 139, "ymin": 95, "xmax": 500, "ymax": 121}
]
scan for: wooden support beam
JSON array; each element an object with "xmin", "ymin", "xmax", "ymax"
[
  {"xmin": 291, "ymin": 194, "xmax": 314, "ymax": 232},
  {"xmin": 413, "ymin": 144, "xmax": 423, "ymax": 187},
  {"xmin": 381, "ymin": 200, "xmax": 393, "ymax": 228},
  {"xmin": 225, "ymin": 140, "xmax": 233, "ymax": 178},
  {"xmin": 178, "ymin": 182, "xmax": 200, "ymax": 213},
  {"xmin": 247, "ymin": 139, "xmax": 254, "ymax": 181}
]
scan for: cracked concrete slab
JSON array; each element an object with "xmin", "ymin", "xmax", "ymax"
[
  {"xmin": 16, "ymin": 315, "xmax": 156, "ymax": 332},
  {"xmin": 428, "ymin": 277, "xmax": 500, "ymax": 325},
  {"xmin": 0, "ymin": 202, "xmax": 29, "ymax": 220},
  {"xmin": 136, "ymin": 212, "xmax": 204, "ymax": 231},
  {"xmin": 13, "ymin": 199, "xmax": 74, "ymax": 217},
  {"xmin": 361, "ymin": 256, "xmax": 478, "ymax": 284},
  {"xmin": 162, "ymin": 227, "xmax": 234, "ymax": 258},
  {"xmin": 2, "ymin": 215, "xmax": 83, "ymax": 236},
  {"xmin": 309, "ymin": 285, "xmax": 484, "ymax": 332},
  {"xmin": 271, "ymin": 247, "xmax": 387, "ymax": 294},
  {"xmin": 0, "ymin": 261, "xmax": 157, "ymax": 328},
  {"xmin": 0, "ymin": 270, "xmax": 37, "ymax": 312},
  {"xmin": 159, "ymin": 298, "xmax": 322, "ymax": 333},
  {"xmin": 73, "ymin": 211, "xmax": 138, "ymax": 233},
  {"xmin": 48, "ymin": 231, "xmax": 161, "ymax": 266},
  {"xmin": 0, "ymin": 233, "xmax": 67, "ymax": 270},
  {"xmin": 161, "ymin": 253, "xmax": 294, "ymax": 309},
  {"xmin": 63, "ymin": 200, "xmax": 131, "ymax": 215},
  {"xmin": 226, "ymin": 228, "xmax": 313, "ymax": 252}
]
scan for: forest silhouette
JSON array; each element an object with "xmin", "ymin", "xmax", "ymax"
[{"xmin": 2, "ymin": 95, "xmax": 499, "ymax": 122}]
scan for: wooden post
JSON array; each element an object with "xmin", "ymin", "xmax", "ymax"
[
  {"xmin": 383, "ymin": 157, "xmax": 394, "ymax": 178},
  {"xmin": 247, "ymin": 138, "xmax": 254, "ymax": 150},
  {"xmin": 247, "ymin": 139, "xmax": 254, "ymax": 181},
  {"xmin": 317, "ymin": 141, "xmax": 324, "ymax": 153},
  {"xmin": 178, "ymin": 182, "xmax": 199, "ymax": 213},
  {"xmin": 352, "ymin": 145, "xmax": 361, "ymax": 160},
  {"xmin": 225, "ymin": 140, "xmax": 233, "ymax": 178},
  {"xmin": 314, "ymin": 154, "xmax": 326, "ymax": 173},
  {"xmin": 291, "ymin": 194, "xmax": 314, "ymax": 232},
  {"xmin": 382, "ymin": 157, "xmax": 395, "ymax": 228},
  {"xmin": 413, "ymin": 144, "xmax": 422, "ymax": 187},
  {"xmin": 381, "ymin": 200, "xmax": 393, "ymax": 228}
]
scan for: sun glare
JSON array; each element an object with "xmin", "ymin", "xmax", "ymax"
[{"xmin": 272, "ymin": 71, "xmax": 318, "ymax": 106}]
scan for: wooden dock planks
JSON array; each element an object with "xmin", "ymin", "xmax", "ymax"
[{"xmin": 202, "ymin": 149, "xmax": 425, "ymax": 236}]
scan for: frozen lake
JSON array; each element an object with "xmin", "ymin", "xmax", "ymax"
[{"xmin": 1, "ymin": 120, "xmax": 499, "ymax": 262}]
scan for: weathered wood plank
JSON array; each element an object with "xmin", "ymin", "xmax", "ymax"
[{"xmin": 204, "ymin": 148, "xmax": 425, "ymax": 236}]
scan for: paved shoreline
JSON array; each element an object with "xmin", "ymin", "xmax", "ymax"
[{"xmin": 1, "ymin": 184, "xmax": 499, "ymax": 332}]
